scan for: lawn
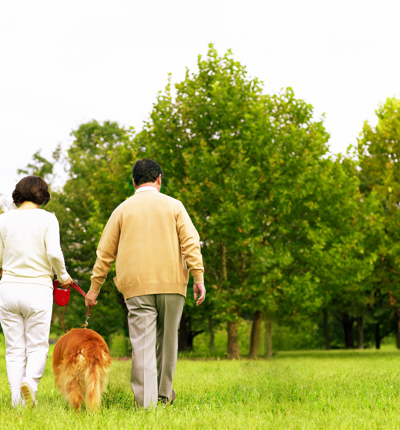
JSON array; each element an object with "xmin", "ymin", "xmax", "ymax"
[{"xmin": 1, "ymin": 336, "xmax": 400, "ymax": 429}]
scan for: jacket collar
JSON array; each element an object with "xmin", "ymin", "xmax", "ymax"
[{"xmin": 135, "ymin": 186, "xmax": 159, "ymax": 194}]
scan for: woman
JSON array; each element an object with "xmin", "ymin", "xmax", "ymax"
[{"xmin": 0, "ymin": 175, "xmax": 72, "ymax": 407}]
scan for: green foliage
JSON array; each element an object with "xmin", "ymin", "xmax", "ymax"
[
  {"xmin": 108, "ymin": 331, "xmax": 132, "ymax": 358},
  {"xmin": 17, "ymin": 149, "xmax": 56, "ymax": 180}
]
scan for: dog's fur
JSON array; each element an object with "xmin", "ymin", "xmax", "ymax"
[{"xmin": 52, "ymin": 328, "xmax": 112, "ymax": 411}]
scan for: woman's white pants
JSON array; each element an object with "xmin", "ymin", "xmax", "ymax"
[{"xmin": 0, "ymin": 282, "xmax": 53, "ymax": 406}]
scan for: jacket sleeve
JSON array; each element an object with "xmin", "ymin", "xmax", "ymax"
[
  {"xmin": 90, "ymin": 209, "xmax": 121, "ymax": 294},
  {"xmin": 176, "ymin": 202, "xmax": 204, "ymax": 284},
  {"xmin": 45, "ymin": 215, "xmax": 70, "ymax": 283}
]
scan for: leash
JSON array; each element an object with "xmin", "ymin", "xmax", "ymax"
[
  {"xmin": 71, "ymin": 282, "xmax": 92, "ymax": 329},
  {"xmin": 55, "ymin": 281, "xmax": 92, "ymax": 333},
  {"xmin": 56, "ymin": 305, "xmax": 69, "ymax": 333}
]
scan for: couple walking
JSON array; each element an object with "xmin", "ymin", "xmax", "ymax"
[{"xmin": 0, "ymin": 158, "xmax": 205, "ymax": 408}]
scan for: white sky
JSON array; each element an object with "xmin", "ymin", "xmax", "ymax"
[{"xmin": 1, "ymin": 0, "xmax": 400, "ymax": 208}]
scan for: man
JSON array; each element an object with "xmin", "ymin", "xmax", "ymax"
[{"xmin": 85, "ymin": 158, "xmax": 206, "ymax": 408}]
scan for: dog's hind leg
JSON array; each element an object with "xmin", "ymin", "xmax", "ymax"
[
  {"xmin": 55, "ymin": 362, "xmax": 85, "ymax": 411},
  {"xmin": 65, "ymin": 378, "xmax": 84, "ymax": 411}
]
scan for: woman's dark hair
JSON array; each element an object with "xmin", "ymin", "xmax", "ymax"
[
  {"xmin": 12, "ymin": 176, "xmax": 50, "ymax": 207},
  {"xmin": 132, "ymin": 158, "xmax": 163, "ymax": 186}
]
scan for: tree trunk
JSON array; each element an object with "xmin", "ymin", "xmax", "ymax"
[
  {"xmin": 265, "ymin": 319, "xmax": 273, "ymax": 358},
  {"xmin": 178, "ymin": 312, "xmax": 193, "ymax": 352},
  {"xmin": 221, "ymin": 243, "xmax": 240, "ymax": 359},
  {"xmin": 221, "ymin": 243, "xmax": 227, "ymax": 282},
  {"xmin": 227, "ymin": 320, "xmax": 240, "ymax": 359},
  {"xmin": 249, "ymin": 310, "xmax": 262, "ymax": 358},
  {"xmin": 208, "ymin": 315, "xmax": 214, "ymax": 354},
  {"xmin": 342, "ymin": 313, "xmax": 354, "ymax": 349},
  {"xmin": 356, "ymin": 316, "xmax": 364, "ymax": 350},
  {"xmin": 375, "ymin": 323, "xmax": 381, "ymax": 349},
  {"xmin": 323, "ymin": 309, "xmax": 330, "ymax": 350}
]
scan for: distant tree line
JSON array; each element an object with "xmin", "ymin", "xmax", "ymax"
[{"xmin": 10, "ymin": 46, "xmax": 400, "ymax": 357}]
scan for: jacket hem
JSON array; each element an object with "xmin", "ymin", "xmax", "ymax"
[
  {"xmin": 118, "ymin": 282, "xmax": 188, "ymax": 300},
  {"xmin": 0, "ymin": 274, "xmax": 53, "ymax": 288}
]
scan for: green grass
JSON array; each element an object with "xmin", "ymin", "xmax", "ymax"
[{"xmin": 1, "ymin": 337, "xmax": 400, "ymax": 429}]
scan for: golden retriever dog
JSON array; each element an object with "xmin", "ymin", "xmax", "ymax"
[{"xmin": 52, "ymin": 328, "xmax": 112, "ymax": 411}]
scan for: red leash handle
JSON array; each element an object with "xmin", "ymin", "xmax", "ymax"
[
  {"xmin": 54, "ymin": 280, "xmax": 92, "ymax": 332},
  {"xmin": 71, "ymin": 281, "xmax": 87, "ymax": 298}
]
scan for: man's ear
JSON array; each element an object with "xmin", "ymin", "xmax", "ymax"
[
  {"xmin": 133, "ymin": 179, "xmax": 138, "ymax": 189},
  {"xmin": 157, "ymin": 174, "xmax": 162, "ymax": 185}
]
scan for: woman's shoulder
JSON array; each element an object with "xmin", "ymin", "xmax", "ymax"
[
  {"xmin": 39, "ymin": 209, "xmax": 56, "ymax": 216},
  {"xmin": 18, "ymin": 209, "xmax": 59, "ymax": 226},
  {"xmin": 0, "ymin": 209, "xmax": 15, "ymax": 223},
  {"xmin": 0, "ymin": 209, "xmax": 59, "ymax": 235},
  {"xmin": 38, "ymin": 209, "xmax": 59, "ymax": 222}
]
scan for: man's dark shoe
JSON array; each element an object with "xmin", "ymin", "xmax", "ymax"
[{"xmin": 158, "ymin": 389, "xmax": 176, "ymax": 406}]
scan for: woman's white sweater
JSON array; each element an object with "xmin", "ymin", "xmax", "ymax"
[{"xmin": 0, "ymin": 209, "xmax": 69, "ymax": 288}]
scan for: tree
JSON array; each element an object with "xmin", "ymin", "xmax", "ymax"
[
  {"xmin": 307, "ymin": 156, "xmax": 378, "ymax": 350},
  {"xmin": 358, "ymin": 97, "xmax": 400, "ymax": 348},
  {"xmin": 137, "ymin": 45, "xmax": 344, "ymax": 358}
]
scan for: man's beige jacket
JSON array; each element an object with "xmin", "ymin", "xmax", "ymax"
[{"xmin": 90, "ymin": 188, "xmax": 204, "ymax": 300}]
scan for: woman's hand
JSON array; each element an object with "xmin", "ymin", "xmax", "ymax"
[{"xmin": 59, "ymin": 276, "xmax": 73, "ymax": 288}]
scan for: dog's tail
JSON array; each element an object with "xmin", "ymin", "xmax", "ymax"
[
  {"xmin": 85, "ymin": 364, "xmax": 101, "ymax": 411},
  {"xmin": 83, "ymin": 343, "xmax": 111, "ymax": 411}
]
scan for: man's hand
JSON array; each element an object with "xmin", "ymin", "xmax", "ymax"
[
  {"xmin": 59, "ymin": 276, "xmax": 73, "ymax": 288},
  {"xmin": 193, "ymin": 283, "xmax": 206, "ymax": 306},
  {"xmin": 85, "ymin": 290, "xmax": 98, "ymax": 307}
]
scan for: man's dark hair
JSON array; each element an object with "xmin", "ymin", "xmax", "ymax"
[
  {"xmin": 132, "ymin": 159, "xmax": 163, "ymax": 186},
  {"xmin": 12, "ymin": 176, "xmax": 50, "ymax": 207}
]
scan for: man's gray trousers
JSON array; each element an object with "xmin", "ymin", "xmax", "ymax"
[{"xmin": 126, "ymin": 293, "xmax": 185, "ymax": 408}]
